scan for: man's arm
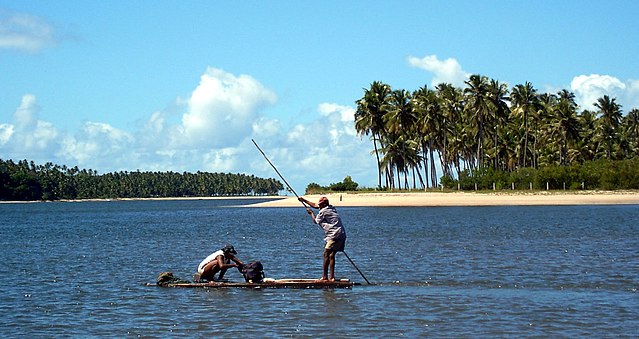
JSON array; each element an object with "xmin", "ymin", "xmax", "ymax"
[
  {"xmin": 299, "ymin": 197, "xmax": 318, "ymax": 209},
  {"xmin": 216, "ymin": 255, "xmax": 241, "ymax": 279},
  {"xmin": 216, "ymin": 255, "xmax": 240, "ymax": 269},
  {"xmin": 305, "ymin": 208, "xmax": 319, "ymax": 224},
  {"xmin": 228, "ymin": 254, "xmax": 244, "ymax": 268}
]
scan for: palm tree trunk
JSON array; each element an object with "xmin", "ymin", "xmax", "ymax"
[
  {"xmin": 415, "ymin": 166, "xmax": 426, "ymax": 190},
  {"xmin": 421, "ymin": 141, "xmax": 430, "ymax": 189},
  {"xmin": 523, "ymin": 117, "xmax": 529, "ymax": 168},
  {"xmin": 429, "ymin": 145, "xmax": 437, "ymax": 188},
  {"xmin": 412, "ymin": 167, "xmax": 417, "ymax": 189},
  {"xmin": 373, "ymin": 135, "xmax": 382, "ymax": 188},
  {"xmin": 477, "ymin": 121, "xmax": 484, "ymax": 171},
  {"xmin": 404, "ymin": 171, "xmax": 409, "ymax": 190}
]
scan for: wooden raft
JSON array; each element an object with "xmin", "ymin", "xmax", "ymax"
[{"xmin": 164, "ymin": 278, "xmax": 357, "ymax": 289}]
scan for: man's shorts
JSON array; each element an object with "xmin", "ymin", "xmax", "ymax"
[{"xmin": 325, "ymin": 238, "xmax": 346, "ymax": 252}]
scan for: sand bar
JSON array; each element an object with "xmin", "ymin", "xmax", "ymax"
[
  {"xmin": 248, "ymin": 191, "xmax": 639, "ymax": 207},
  {"xmin": 2, "ymin": 191, "xmax": 638, "ymax": 206}
]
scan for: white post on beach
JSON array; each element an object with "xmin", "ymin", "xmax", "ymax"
[
  {"xmin": 511, "ymin": 182, "xmax": 514, "ymax": 190},
  {"xmin": 529, "ymin": 182, "xmax": 532, "ymax": 190},
  {"xmin": 493, "ymin": 182, "xmax": 495, "ymax": 191},
  {"xmin": 546, "ymin": 182, "xmax": 549, "ymax": 190}
]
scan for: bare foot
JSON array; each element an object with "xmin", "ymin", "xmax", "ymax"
[
  {"xmin": 328, "ymin": 277, "xmax": 335, "ymax": 282},
  {"xmin": 318, "ymin": 276, "xmax": 328, "ymax": 281}
]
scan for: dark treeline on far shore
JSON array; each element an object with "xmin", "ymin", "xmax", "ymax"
[
  {"xmin": 0, "ymin": 159, "xmax": 284, "ymax": 201},
  {"xmin": 355, "ymin": 77, "xmax": 639, "ymax": 190}
]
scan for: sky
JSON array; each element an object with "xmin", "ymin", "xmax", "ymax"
[{"xmin": 1, "ymin": 1, "xmax": 638, "ymax": 194}]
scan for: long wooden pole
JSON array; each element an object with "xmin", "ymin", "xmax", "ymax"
[
  {"xmin": 252, "ymin": 139, "xmax": 304, "ymax": 201},
  {"xmin": 252, "ymin": 139, "xmax": 371, "ymax": 285},
  {"xmin": 342, "ymin": 251, "xmax": 371, "ymax": 285}
]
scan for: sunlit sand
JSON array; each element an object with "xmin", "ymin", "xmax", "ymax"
[{"xmin": 249, "ymin": 191, "xmax": 639, "ymax": 207}]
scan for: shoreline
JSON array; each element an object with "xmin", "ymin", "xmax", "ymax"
[
  {"xmin": 247, "ymin": 190, "xmax": 639, "ymax": 207},
  {"xmin": 0, "ymin": 196, "xmax": 283, "ymax": 204},
  {"xmin": 2, "ymin": 191, "xmax": 638, "ymax": 207}
]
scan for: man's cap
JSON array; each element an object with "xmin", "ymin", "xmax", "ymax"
[
  {"xmin": 222, "ymin": 244, "xmax": 237, "ymax": 254},
  {"xmin": 319, "ymin": 196, "xmax": 329, "ymax": 205}
]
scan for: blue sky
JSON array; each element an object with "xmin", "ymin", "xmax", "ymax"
[{"xmin": 1, "ymin": 1, "xmax": 638, "ymax": 193}]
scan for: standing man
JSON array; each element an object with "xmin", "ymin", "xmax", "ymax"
[{"xmin": 299, "ymin": 196, "xmax": 347, "ymax": 281}]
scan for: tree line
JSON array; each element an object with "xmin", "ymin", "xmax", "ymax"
[
  {"xmin": 354, "ymin": 75, "xmax": 639, "ymax": 190},
  {"xmin": 305, "ymin": 176, "xmax": 359, "ymax": 194},
  {"xmin": 0, "ymin": 159, "xmax": 284, "ymax": 201}
]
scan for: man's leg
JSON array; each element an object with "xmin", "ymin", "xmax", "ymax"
[
  {"xmin": 326, "ymin": 249, "xmax": 337, "ymax": 281},
  {"xmin": 321, "ymin": 249, "xmax": 330, "ymax": 280},
  {"xmin": 200, "ymin": 262, "xmax": 220, "ymax": 281},
  {"xmin": 216, "ymin": 268, "xmax": 229, "ymax": 280}
]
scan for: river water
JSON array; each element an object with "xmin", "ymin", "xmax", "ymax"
[{"xmin": 1, "ymin": 199, "xmax": 637, "ymax": 337}]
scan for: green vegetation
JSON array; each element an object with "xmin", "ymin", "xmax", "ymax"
[
  {"xmin": 305, "ymin": 176, "xmax": 358, "ymax": 194},
  {"xmin": 442, "ymin": 158, "xmax": 639, "ymax": 191},
  {"xmin": 354, "ymin": 76, "xmax": 639, "ymax": 190},
  {"xmin": 0, "ymin": 159, "xmax": 283, "ymax": 201}
]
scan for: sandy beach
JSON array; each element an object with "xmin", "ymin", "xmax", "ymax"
[
  {"xmin": 249, "ymin": 191, "xmax": 639, "ymax": 207},
  {"xmin": 2, "ymin": 191, "xmax": 638, "ymax": 206}
]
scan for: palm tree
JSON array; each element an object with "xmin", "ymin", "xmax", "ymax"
[
  {"xmin": 385, "ymin": 89, "xmax": 417, "ymax": 135},
  {"xmin": 353, "ymin": 78, "xmax": 639, "ymax": 191},
  {"xmin": 594, "ymin": 95, "xmax": 623, "ymax": 159},
  {"xmin": 355, "ymin": 81, "xmax": 391, "ymax": 188},
  {"xmin": 548, "ymin": 90, "xmax": 581, "ymax": 165},
  {"xmin": 577, "ymin": 109, "xmax": 598, "ymax": 162},
  {"xmin": 510, "ymin": 82, "xmax": 540, "ymax": 168},
  {"xmin": 486, "ymin": 79, "xmax": 510, "ymax": 170},
  {"xmin": 379, "ymin": 133, "xmax": 420, "ymax": 190},
  {"xmin": 383, "ymin": 89, "xmax": 418, "ymax": 189},
  {"xmin": 621, "ymin": 108, "xmax": 639, "ymax": 157},
  {"xmin": 463, "ymin": 74, "xmax": 492, "ymax": 171},
  {"xmin": 379, "ymin": 133, "xmax": 400, "ymax": 189},
  {"xmin": 436, "ymin": 83, "xmax": 464, "ymax": 178},
  {"xmin": 413, "ymin": 85, "xmax": 441, "ymax": 188}
]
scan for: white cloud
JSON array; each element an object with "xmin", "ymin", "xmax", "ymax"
[
  {"xmin": 0, "ymin": 10, "xmax": 57, "ymax": 52},
  {"xmin": 317, "ymin": 103, "xmax": 357, "ymax": 144},
  {"xmin": 624, "ymin": 79, "xmax": 639, "ymax": 111},
  {"xmin": 58, "ymin": 122, "xmax": 134, "ymax": 166},
  {"xmin": 318, "ymin": 103, "xmax": 355, "ymax": 123},
  {"xmin": 286, "ymin": 124, "xmax": 309, "ymax": 144},
  {"xmin": 202, "ymin": 147, "xmax": 239, "ymax": 173},
  {"xmin": 4, "ymin": 94, "xmax": 59, "ymax": 155},
  {"xmin": 271, "ymin": 102, "xmax": 373, "ymax": 189},
  {"xmin": 0, "ymin": 71, "xmax": 379, "ymax": 192},
  {"xmin": 0, "ymin": 123, "xmax": 14, "ymax": 145},
  {"xmin": 180, "ymin": 67, "xmax": 277, "ymax": 147},
  {"xmin": 120, "ymin": 67, "xmax": 281, "ymax": 175},
  {"xmin": 146, "ymin": 111, "xmax": 165, "ymax": 135},
  {"xmin": 407, "ymin": 54, "xmax": 470, "ymax": 88},
  {"xmin": 13, "ymin": 94, "xmax": 38, "ymax": 128},
  {"xmin": 571, "ymin": 74, "xmax": 626, "ymax": 111},
  {"xmin": 251, "ymin": 117, "xmax": 280, "ymax": 138},
  {"xmin": 29, "ymin": 120, "xmax": 58, "ymax": 150}
]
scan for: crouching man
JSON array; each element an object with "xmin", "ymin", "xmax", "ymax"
[{"xmin": 195, "ymin": 244, "xmax": 244, "ymax": 282}]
